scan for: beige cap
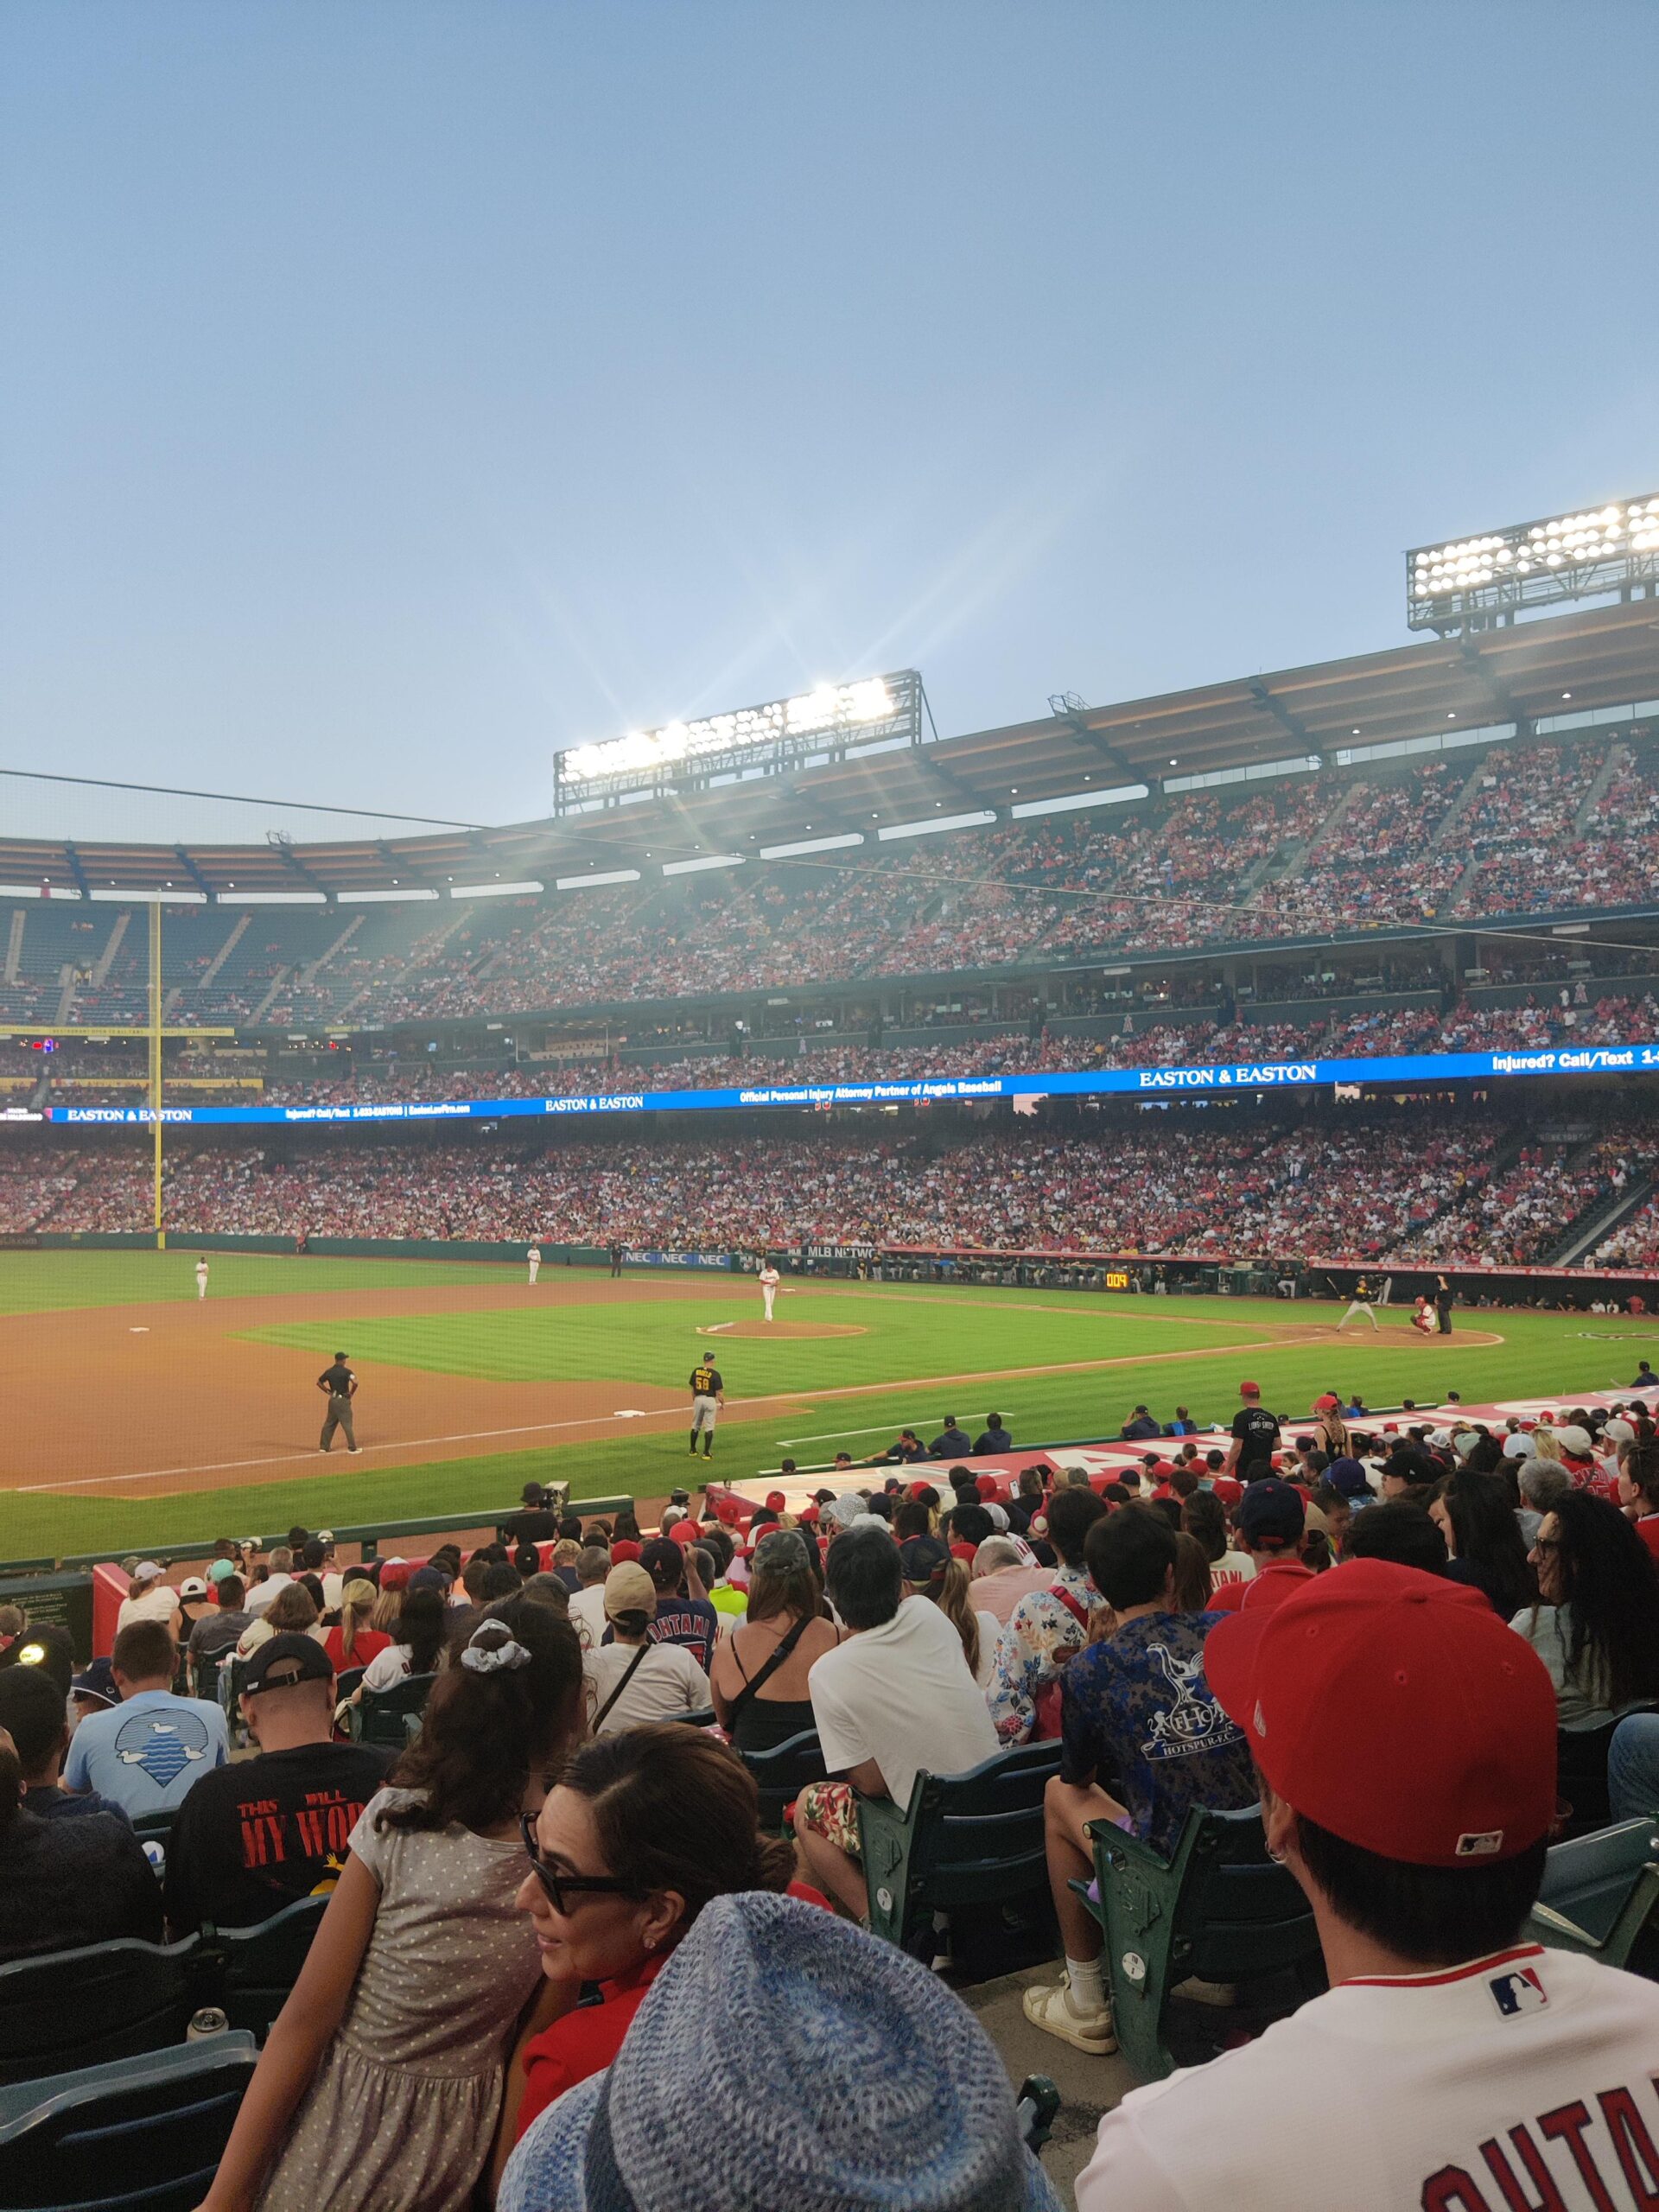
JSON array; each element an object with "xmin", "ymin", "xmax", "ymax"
[{"xmin": 604, "ymin": 1562, "xmax": 658, "ymax": 1619}]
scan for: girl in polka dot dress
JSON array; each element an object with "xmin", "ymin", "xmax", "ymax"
[{"xmin": 197, "ymin": 1600, "xmax": 587, "ymax": 2212}]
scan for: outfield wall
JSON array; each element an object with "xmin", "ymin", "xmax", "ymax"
[{"xmin": 14, "ymin": 1229, "xmax": 1659, "ymax": 1302}]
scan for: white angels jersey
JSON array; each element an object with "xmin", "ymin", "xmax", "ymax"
[{"xmin": 1076, "ymin": 1943, "xmax": 1659, "ymax": 2211}]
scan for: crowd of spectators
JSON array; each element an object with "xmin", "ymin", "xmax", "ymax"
[
  {"xmin": 16, "ymin": 733, "xmax": 1659, "ymax": 1044},
  {"xmin": 20, "ymin": 1109, "xmax": 1638, "ymax": 1266},
  {"xmin": 5, "ymin": 1409, "xmax": 1659, "ymax": 2208}
]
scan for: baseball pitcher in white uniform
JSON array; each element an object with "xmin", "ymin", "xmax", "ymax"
[
  {"xmin": 194, "ymin": 1257, "xmax": 209, "ymax": 1301},
  {"xmin": 526, "ymin": 1243, "xmax": 541, "ymax": 1286},
  {"xmin": 1074, "ymin": 1560, "xmax": 1659, "ymax": 2212},
  {"xmin": 758, "ymin": 1261, "xmax": 780, "ymax": 1321}
]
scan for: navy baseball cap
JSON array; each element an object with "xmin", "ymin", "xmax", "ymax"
[
  {"xmin": 70, "ymin": 1655, "xmax": 121, "ymax": 1707},
  {"xmin": 1238, "ymin": 1477, "xmax": 1306, "ymax": 1551},
  {"xmin": 898, "ymin": 1535, "xmax": 950, "ymax": 1585},
  {"xmin": 1325, "ymin": 1458, "xmax": 1373, "ymax": 1498}
]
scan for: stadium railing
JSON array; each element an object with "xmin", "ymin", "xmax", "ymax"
[{"xmin": 0, "ymin": 1494, "xmax": 637, "ymax": 1618}]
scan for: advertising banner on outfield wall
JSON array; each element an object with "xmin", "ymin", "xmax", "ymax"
[{"xmin": 39, "ymin": 1040, "xmax": 1658, "ymax": 1127}]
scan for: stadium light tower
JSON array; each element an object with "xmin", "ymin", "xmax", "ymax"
[
  {"xmin": 1407, "ymin": 494, "xmax": 1659, "ymax": 637},
  {"xmin": 553, "ymin": 672, "xmax": 922, "ymax": 813}
]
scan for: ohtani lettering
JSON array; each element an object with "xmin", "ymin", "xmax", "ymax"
[{"xmin": 1421, "ymin": 2074, "xmax": 1659, "ymax": 2209}]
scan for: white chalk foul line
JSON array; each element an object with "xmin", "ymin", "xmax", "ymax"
[{"xmin": 14, "ymin": 1407, "xmax": 693, "ymax": 1493}]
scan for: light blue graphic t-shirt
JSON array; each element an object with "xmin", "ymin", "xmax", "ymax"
[{"xmin": 64, "ymin": 1688, "xmax": 230, "ymax": 1815}]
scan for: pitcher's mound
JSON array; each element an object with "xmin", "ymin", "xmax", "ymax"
[{"xmin": 696, "ymin": 1319, "xmax": 868, "ymax": 1340}]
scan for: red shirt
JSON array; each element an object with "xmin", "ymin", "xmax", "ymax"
[
  {"xmin": 515, "ymin": 1881, "xmax": 831, "ymax": 2141},
  {"xmin": 322, "ymin": 1626, "xmax": 392, "ymax": 1672},
  {"xmin": 1208, "ymin": 1559, "xmax": 1316, "ymax": 1614},
  {"xmin": 1637, "ymin": 1516, "xmax": 1659, "ymax": 1561}
]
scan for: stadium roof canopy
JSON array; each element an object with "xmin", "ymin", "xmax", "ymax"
[{"xmin": 7, "ymin": 597, "xmax": 1659, "ymax": 901}]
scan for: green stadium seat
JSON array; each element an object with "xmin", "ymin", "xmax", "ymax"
[
  {"xmin": 207, "ymin": 1896, "xmax": 330, "ymax": 2039},
  {"xmin": 216, "ymin": 1655, "xmax": 253, "ymax": 1749},
  {"xmin": 737, "ymin": 1729, "xmax": 827, "ymax": 1833},
  {"xmin": 1526, "ymin": 1817, "xmax": 1659, "ymax": 1967},
  {"xmin": 0, "ymin": 2033, "xmax": 257, "ymax": 2211},
  {"xmin": 349, "ymin": 1671, "xmax": 438, "ymax": 1748},
  {"xmin": 858, "ymin": 1740, "xmax": 1061, "ymax": 1955},
  {"xmin": 0, "ymin": 1936, "xmax": 207, "ymax": 2087},
  {"xmin": 1082, "ymin": 1803, "xmax": 1324, "ymax": 2082}
]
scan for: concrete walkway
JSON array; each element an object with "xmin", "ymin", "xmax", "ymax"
[{"xmin": 966, "ymin": 1964, "xmax": 1139, "ymax": 2207}]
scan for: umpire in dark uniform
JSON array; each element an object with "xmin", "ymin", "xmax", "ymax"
[
  {"xmin": 1434, "ymin": 1274, "xmax": 1455, "ymax": 1336},
  {"xmin": 317, "ymin": 1352, "xmax": 360, "ymax": 1454}
]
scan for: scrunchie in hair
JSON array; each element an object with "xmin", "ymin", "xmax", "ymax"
[{"xmin": 460, "ymin": 1626, "xmax": 532, "ymax": 1675}]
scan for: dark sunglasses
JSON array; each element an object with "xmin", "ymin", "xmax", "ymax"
[{"xmin": 518, "ymin": 1813, "xmax": 645, "ymax": 1914}]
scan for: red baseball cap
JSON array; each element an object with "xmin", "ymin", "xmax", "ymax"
[
  {"xmin": 766, "ymin": 1491, "xmax": 787, "ymax": 1512},
  {"xmin": 975, "ymin": 1473, "xmax": 998, "ymax": 1500},
  {"xmin": 1314, "ymin": 1394, "xmax": 1340, "ymax": 1414},
  {"xmin": 1205, "ymin": 1561, "xmax": 1556, "ymax": 1868},
  {"xmin": 1239, "ymin": 1380, "xmax": 1261, "ymax": 1397},
  {"xmin": 798, "ymin": 1503, "xmax": 820, "ymax": 1526},
  {"xmin": 668, "ymin": 1520, "xmax": 697, "ymax": 1549},
  {"xmin": 1211, "ymin": 1477, "xmax": 1244, "ymax": 1507},
  {"xmin": 610, "ymin": 1540, "xmax": 642, "ymax": 1564}
]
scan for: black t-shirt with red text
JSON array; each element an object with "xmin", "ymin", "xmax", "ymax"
[{"xmin": 162, "ymin": 1740, "xmax": 394, "ymax": 1933}]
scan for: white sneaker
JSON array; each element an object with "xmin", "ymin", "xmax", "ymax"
[
  {"xmin": 1022, "ymin": 1974, "xmax": 1116, "ymax": 2054},
  {"xmin": 1172, "ymin": 1975, "xmax": 1238, "ymax": 2007}
]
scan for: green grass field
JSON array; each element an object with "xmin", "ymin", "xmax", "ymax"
[{"xmin": 3, "ymin": 1249, "xmax": 1657, "ymax": 1562}]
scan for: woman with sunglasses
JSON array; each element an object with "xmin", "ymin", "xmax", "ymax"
[
  {"xmin": 196, "ymin": 1601, "xmax": 585, "ymax": 2212},
  {"xmin": 492, "ymin": 1725, "xmax": 807, "ymax": 2191}
]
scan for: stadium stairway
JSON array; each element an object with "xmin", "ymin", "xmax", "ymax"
[
  {"xmin": 1428, "ymin": 753, "xmax": 1498, "ymax": 853},
  {"xmin": 1548, "ymin": 1171, "xmax": 1656, "ymax": 1268},
  {"xmin": 1254, "ymin": 779, "xmax": 1362, "ymax": 897},
  {"xmin": 1573, "ymin": 742, "xmax": 1629, "ymax": 833}
]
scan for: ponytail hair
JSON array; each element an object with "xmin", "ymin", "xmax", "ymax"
[
  {"xmin": 395, "ymin": 1588, "xmax": 448, "ymax": 1675},
  {"xmin": 558, "ymin": 1725, "xmax": 794, "ymax": 1936},
  {"xmin": 379, "ymin": 1598, "xmax": 584, "ymax": 1836},
  {"xmin": 338, "ymin": 1579, "xmax": 377, "ymax": 1662},
  {"xmin": 934, "ymin": 1558, "xmax": 982, "ymax": 1680}
]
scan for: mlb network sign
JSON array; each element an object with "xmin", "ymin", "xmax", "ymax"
[{"xmin": 45, "ymin": 1041, "xmax": 1656, "ymax": 1127}]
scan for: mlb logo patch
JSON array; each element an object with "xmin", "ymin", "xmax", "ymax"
[
  {"xmin": 1488, "ymin": 1967, "xmax": 1548, "ymax": 2018},
  {"xmin": 1454, "ymin": 1828, "xmax": 1504, "ymax": 1858}
]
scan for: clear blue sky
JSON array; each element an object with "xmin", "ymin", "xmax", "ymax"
[{"xmin": 3, "ymin": 3, "xmax": 1655, "ymax": 846}]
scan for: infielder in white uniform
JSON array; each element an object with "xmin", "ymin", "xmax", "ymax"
[
  {"xmin": 758, "ymin": 1261, "xmax": 780, "ymax": 1321},
  {"xmin": 1074, "ymin": 1560, "xmax": 1659, "ymax": 2212},
  {"xmin": 194, "ymin": 1257, "xmax": 209, "ymax": 1301},
  {"xmin": 526, "ymin": 1243, "xmax": 541, "ymax": 1286}
]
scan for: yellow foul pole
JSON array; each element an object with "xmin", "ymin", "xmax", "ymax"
[{"xmin": 150, "ymin": 900, "xmax": 164, "ymax": 1249}]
